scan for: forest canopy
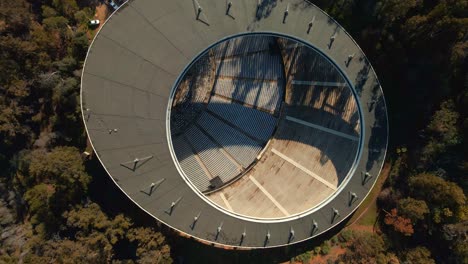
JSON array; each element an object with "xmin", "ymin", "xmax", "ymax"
[{"xmin": 0, "ymin": 1, "xmax": 172, "ymax": 263}]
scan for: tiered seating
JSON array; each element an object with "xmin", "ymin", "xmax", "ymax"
[
  {"xmin": 171, "ymin": 103, "xmax": 203, "ymax": 133},
  {"xmin": 172, "ymin": 36, "xmax": 285, "ymax": 192},
  {"xmin": 207, "ymin": 95, "xmax": 277, "ymax": 141},
  {"xmin": 197, "ymin": 112, "xmax": 262, "ymax": 168},
  {"xmin": 213, "ymin": 78, "xmax": 282, "ymax": 112},
  {"xmin": 212, "ymin": 36, "xmax": 275, "ymax": 59},
  {"xmin": 172, "ymin": 136, "xmax": 211, "ymax": 191},
  {"xmin": 290, "ymin": 46, "xmax": 343, "ymax": 83},
  {"xmin": 170, "ymin": 88, "xmax": 208, "ymax": 134},
  {"xmin": 170, "ymin": 55, "xmax": 212, "ymax": 134},
  {"xmin": 185, "ymin": 126, "xmax": 240, "ymax": 183},
  {"xmin": 215, "ymin": 53, "xmax": 283, "ymax": 80}
]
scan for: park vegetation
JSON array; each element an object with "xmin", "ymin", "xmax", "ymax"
[
  {"xmin": 0, "ymin": 0, "xmax": 172, "ymax": 263},
  {"xmin": 0, "ymin": 0, "xmax": 466, "ymax": 263}
]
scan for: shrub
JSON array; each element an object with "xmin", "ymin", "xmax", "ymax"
[
  {"xmin": 339, "ymin": 229, "xmax": 354, "ymax": 243},
  {"xmin": 314, "ymin": 246, "xmax": 321, "ymax": 254},
  {"xmin": 294, "ymin": 251, "xmax": 312, "ymax": 263},
  {"xmin": 321, "ymin": 243, "xmax": 331, "ymax": 255},
  {"xmin": 331, "ymin": 236, "xmax": 339, "ymax": 245}
]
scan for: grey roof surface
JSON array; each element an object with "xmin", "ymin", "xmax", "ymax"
[{"xmin": 81, "ymin": 0, "xmax": 388, "ymax": 248}]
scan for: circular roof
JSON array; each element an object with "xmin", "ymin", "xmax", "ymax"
[{"xmin": 81, "ymin": 0, "xmax": 388, "ymax": 248}]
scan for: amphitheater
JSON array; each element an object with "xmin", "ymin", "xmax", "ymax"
[{"xmin": 81, "ymin": 0, "xmax": 388, "ymax": 248}]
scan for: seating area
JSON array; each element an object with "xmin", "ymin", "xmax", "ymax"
[
  {"xmin": 212, "ymin": 78, "xmax": 282, "ymax": 113},
  {"xmin": 173, "ymin": 88, "xmax": 281, "ymax": 192},
  {"xmin": 287, "ymin": 85, "xmax": 360, "ymax": 135},
  {"xmin": 172, "ymin": 97, "xmax": 277, "ymax": 192},
  {"xmin": 185, "ymin": 126, "xmax": 241, "ymax": 182},
  {"xmin": 211, "ymin": 36, "xmax": 285, "ymax": 115},
  {"xmin": 170, "ymin": 54, "xmax": 214, "ymax": 135},
  {"xmin": 207, "ymin": 95, "xmax": 277, "ymax": 142},
  {"xmin": 215, "ymin": 52, "xmax": 284, "ymax": 80},
  {"xmin": 172, "ymin": 136, "xmax": 212, "ymax": 191},
  {"xmin": 171, "ymin": 36, "xmax": 285, "ymax": 192},
  {"xmin": 281, "ymin": 40, "xmax": 343, "ymax": 83},
  {"xmin": 205, "ymin": 38, "xmax": 362, "ymax": 218},
  {"xmin": 197, "ymin": 112, "xmax": 262, "ymax": 168},
  {"xmin": 171, "ymin": 102, "xmax": 204, "ymax": 134}
]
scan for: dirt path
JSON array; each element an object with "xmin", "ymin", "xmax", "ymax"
[
  {"xmin": 347, "ymin": 162, "xmax": 391, "ymax": 227},
  {"xmin": 94, "ymin": 4, "xmax": 110, "ymax": 26}
]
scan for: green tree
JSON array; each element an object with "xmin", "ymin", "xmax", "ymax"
[
  {"xmin": 408, "ymin": 173, "xmax": 466, "ymax": 224},
  {"xmin": 16, "ymin": 147, "xmax": 90, "ymax": 233},
  {"xmin": 23, "ymin": 183, "xmax": 57, "ymax": 233},
  {"xmin": 72, "ymin": 30, "xmax": 89, "ymax": 58},
  {"xmin": 73, "ymin": 8, "xmax": 94, "ymax": 26},
  {"xmin": 54, "ymin": 57, "xmax": 78, "ymax": 75},
  {"xmin": 0, "ymin": 0, "xmax": 32, "ymax": 35},
  {"xmin": 64, "ymin": 203, "xmax": 172, "ymax": 262},
  {"xmin": 403, "ymin": 1, "xmax": 468, "ymax": 45},
  {"xmin": 24, "ymin": 236, "xmax": 111, "ymax": 263},
  {"xmin": 321, "ymin": 241, "xmax": 331, "ymax": 255},
  {"xmin": 42, "ymin": 16, "xmax": 69, "ymax": 31},
  {"xmin": 42, "ymin": 6, "xmax": 58, "ymax": 18},
  {"xmin": 53, "ymin": 76, "xmax": 78, "ymax": 103},
  {"xmin": 0, "ymin": 103, "xmax": 31, "ymax": 149},
  {"xmin": 52, "ymin": 0, "xmax": 79, "ymax": 19},
  {"xmin": 50, "ymin": 76, "xmax": 83, "ymax": 144},
  {"xmin": 127, "ymin": 227, "xmax": 172, "ymax": 263},
  {"xmin": 427, "ymin": 100, "xmax": 460, "ymax": 143},
  {"xmin": 64, "ymin": 203, "xmax": 131, "ymax": 245},
  {"xmin": 27, "ymin": 147, "xmax": 90, "ymax": 202},
  {"xmin": 408, "ymin": 173, "xmax": 466, "ymax": 209},
  {"xmin": 377, "ymin": 0, "xmax": 422, "ymax": 24},
  {"xmin": 0, "ymin": 35, "xmax": 42, "ymax": 82},
  {"xmin": 338, "ymin": 231, "xmax": 393, "ymax": 264},
  {"xmin": 421, "ymin": 100, "xmax": 460, "ymax": 165},
  {"xmin": 450, "ymin": 41, "xmax": 468, "ymax": 66},
  {"xmin": 397, "ymin": 197, "xmax": 429, "ymax": 222},
  {"xmin": 401, "ymin": 247, "xmax": 435, "ymax": 264},
  {"xmin": 30, "ymin": 24, "xmax": 55, "ymax": 63},
  {"xmin": 453, "ymin": 240, "xmax": 468, "ymax": 264},
  {"xmin": 63, "ymin": 203, "xmax": 125, "ymax": 261}
]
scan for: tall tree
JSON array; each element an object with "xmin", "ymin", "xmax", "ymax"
[
  {"xmin": 401, "ymin": 246, "xmax": 436, "ymax": 264},
  {"xmin": 398, "ymin": 197, "xmax": 429, "ymax": 222},
  {"xmin": 408, "ymin": 173, "xmax": 466, "ymax": 211}
]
